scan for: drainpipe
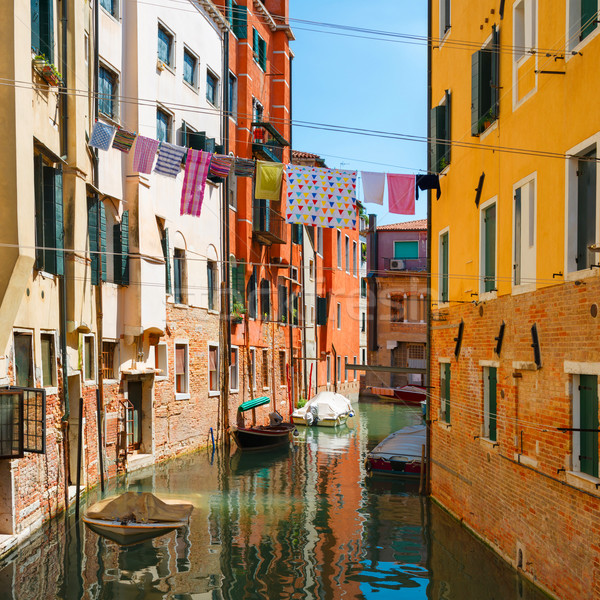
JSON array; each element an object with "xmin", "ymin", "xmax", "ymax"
[
  {"xmin": 288, "ymin": 56, "xmax": 295, "ymax": 410},
  {"xmin": 425, "ymin": 0, "xmax": 433, "ymax": 497},
  {"xmin": 59, "ymin": 0, "xmax": 68, "ymax": 158}
]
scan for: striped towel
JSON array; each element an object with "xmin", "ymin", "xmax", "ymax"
[
  {"xmin": 180, "ymin": 150, "xmax": 211, "ymax": 217},
  {"xmin": 89, "ymin": 121, "xmax": 116, "ymax": 151},
  {"xmin": 209, "ymin": 154, "xmax": 235, "ymax": 179},
  {"xmin": 112, "ymin": 128, "xmax": 137, "ymax": 153},
  {"xmin": 154, "ymin": 142, "xmax": 187, "ymax": 177},
  {"xmin": 234, "ymin": 157, "xmax": 256, "ymax": 178},
  {"xmin": 133, "ymin": 135, "xmax": 160, "ymax": 174}
]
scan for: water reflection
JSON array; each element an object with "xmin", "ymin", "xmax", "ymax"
[{"xmin": 0, "ymin": 402, "xmax": 549, "ymax": 599}]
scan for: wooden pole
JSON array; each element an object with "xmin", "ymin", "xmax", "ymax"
[
  {"xmin": 75, "ymin": 396, "xmax": 84, "ymax": 521},
  {"xmin": 419, "ymin": 443, "xmax": 426, "ymax": 496}
]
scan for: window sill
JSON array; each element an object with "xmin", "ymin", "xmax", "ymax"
[
  {"xmin": 564, "ymin": 267, "xmax": 598, "ymax": 282},
  {"xmin": 437, "ymin": 420, "xmax": 451, "ymax": 430},
  {"xmin": 183, "ymin": 80, "xmax": 199, "ymax": 94},
  {"xmin": 155, "ymin": 375, "xmax": 168, "ymax": 382},
  {"xmin": 479, "ymin": 119, "xmax": 498, "ymax": 141},
  {"xmin": 479, "ymin": 290, "xmax": 497, "ymax": 302},
  {"xmin": 175, "ymin": 393, "xmax": 190, "ymax": 401},
  {"xmin": 514, "ymin": 453, "xmax": 538, "ymax": 468},
  {"xmin": 478, "ymin": 437, "xmax": 499, "ymax": 449},
  {"xmin": 206, "ymin": 99, "xmax": 219, "ymax": 110},
  {"xmin": 566, "ymin": 470, "xmax": 600, "ymax": 493},
  {"xmin": 566, "ymin": 27, "xmax": 600, "ymax": 62},
  {"xmin": 172, "ymin": 303, "xmax": 188, "ymax": 309},
  {"xmin": 98, "ymin": 112, "xmax": 121, "ymax": 129},
  {"xmin": 208, "ymin": 391, "xmax": 220, "ymax": 397},
  {"xmin": 511, "ymin": 282, "xmax": 536, "ymax": 296},
  {"xmin": 207, "ymin": 309, "xmax": 219, "ymax": 315},
  {"xmin": 43, "ymin": 386, "xmax": 59, "ymax": 395},
  {"xmin": 230, "ymin": 388, "xmax": 239, "ymax": 394},
  {"xmin": 158, "ymin": 62, "xmax": 176, "ymax": 76}
]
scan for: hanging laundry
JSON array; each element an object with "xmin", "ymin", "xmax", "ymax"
[
  {"xmin": 112, "ymin": 128, "xmax": 137, "ymax": 153},
  {"xmin": 285, "ymin": 165, "xmax": 358, "ymax": 229},
  {"xmin": 180, "ymin": 149, "xmax": 211, "ymax": 217},
  {"xmin": 415, "ymin": 174, "xmax": 441, "ymax": 200},
  {"xmin": 361, "ymin": 171, "xmax": 385, "ymax": 205},
  {"xmin": 133, "ymin": 136, "xmax": 160, "ymax": 174},
  {"xmin": 255, "ymin": 161, "xmax": 284, "ymax": 201},
  {"xmin": 209, "ymin": 154, "xmax": 235, "ymax": 179},
  {"xmin": 154, "ymin": 142, "xmax": 187, "ymax": 177},
  {"xmin": 234, "ymin": 157, "xmax": 256, "ymax": 178},
  {"xmin": 387, "ymin": 174, "xmax": 416, "ymax": 215},
  {"xmin": 89, "ymin": 121, "xmax": 116, "ymax": 151}
]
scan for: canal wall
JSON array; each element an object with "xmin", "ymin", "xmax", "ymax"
[{"xmin": 430, "ymin": 278, "xmax": 600, "ymax": 600}]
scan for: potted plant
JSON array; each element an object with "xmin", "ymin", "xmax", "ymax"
[
  {"xmin": 478, "ymin": 109, "xmax": 494, "ymax": 134},
  {"xmin": 231, "ymin": 302, "xmax": 246, "ymax": 324},
  {"xmin": 33, "ymin": 54, "xmax": 47, "ymax": 70},
  {"xmin": 41, "ymin": 62, "xmax": 62, "ymax": 86}
]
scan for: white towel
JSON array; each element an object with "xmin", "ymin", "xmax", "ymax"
[{"xmin": 361, "ymin": 171, "xmax": 385, "ymax": 205}]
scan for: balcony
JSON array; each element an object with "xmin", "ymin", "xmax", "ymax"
[
  {"xmin": 252, "ymin": 199, "xmax": 287, "ymax": 246},
  {"xmin": 383, "ymin": 256, "xmax": 427, "ymax": 272},
  {"xmin": 251, "ymin": 121, "xmax": 289, "ymax": 163}
]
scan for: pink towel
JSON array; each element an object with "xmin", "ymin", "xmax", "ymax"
[
  {"xmin": 180, "ymin": 149, "xmax": 211, "ymax": 217},
  {"xmin": 133, "ymin": 136, "xmax": 160, "ymax": 174},
  {"xmin": 387, "ymin": 174, "xmax": 415, "ymax": 215}
]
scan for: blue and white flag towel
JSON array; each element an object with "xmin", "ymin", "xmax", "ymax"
[
  {"xmin": 154, "ymin": 142, "xmax": 187, "ymax": 177},
  {"xmin": 89, "ymin": 121, "xmax": 116, "ymax": 151}
]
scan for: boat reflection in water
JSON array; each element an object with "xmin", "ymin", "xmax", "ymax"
[{"xmin": 0, "ymin": 403, "xmax": 551, "ymax": 600}]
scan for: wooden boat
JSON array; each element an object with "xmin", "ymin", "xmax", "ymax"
[
  {"xmin": 291, "ymin": 391, "xmax": 354, "ymax": 427},
  {"xmin": 365, "ymin": 424, "xmax": 427, "ymax": 478},
  {"xmin": 83, "ymin": 492, "xmax": 193, "ymax": 546},
  {"xmin": 232, "ymin": 396, "xmax": 296, "ymax": 449},
  {"xmin": 368, "ymin": 385, "xmax": 427, "ymax": 405}
]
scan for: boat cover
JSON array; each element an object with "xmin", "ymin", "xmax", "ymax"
[
  {"xmin": 238, "ymin": 396, "xmax": 270, "ymax": 412},
  {"xmin": 293, "ymin": 391, "xmax": 353, "ymax": 420},
  {"xmin": 86, "ymin": 492, "xmax": 193, "ymax": 523},
  {"xmin": 369, "ymin": 425, "xmax": 427, "ymax": 460}
]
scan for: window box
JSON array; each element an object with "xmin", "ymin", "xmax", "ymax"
[
  {"xmin": 231, "ymin": 302, "xmax": 246, "ymax": 324},
  {"xmin": 34, "ymin": 58, "xmax": 62, "ymax": 87}
]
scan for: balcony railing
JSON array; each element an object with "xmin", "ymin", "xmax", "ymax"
[
  {"xmin": 251, "ymin": 121, "xmax": 289, "ymax": 163},
  {"xmin": 252, "ymin": 199, "xmax": 287, "ymax": 246}
]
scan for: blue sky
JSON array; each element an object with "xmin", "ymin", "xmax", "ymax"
[{"xmin": 289, "ymin": 1, "xmax": 428, "ymax": 227}]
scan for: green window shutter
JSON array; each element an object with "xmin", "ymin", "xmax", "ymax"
[
  {"xmin": 253, "ymin": 28, "xmax": 259, "ymax": 60},
  {"xmin": 484, "ymin": 204, "xmax": 496, "ymax": 292},
  {"xmin": 232, "ymin": 3, "xmax": 247, "ymax": 39},
  {"xmin": 577, "ymin": 150, "xmax": 597, "ymax": 269},
  {"xmin": 488, "ymin": 367, "xmax": 497, "ymax": 441},
  {"xmin": 226, "ymin": 0, "xmax": 233, "ymax": 26},
  {"xmin": 444, "ymin": 90, "xmax": 451, "ymax": 166},
  {"xmin": 120, "ymin": 211, "xmax": 129, "ymax": 286},
  {"xmin": 42, "ymin": 165, "xmax": 63, "ymax": 276},
  {"xmin": 430, "ymin": 105, "xmax": 446, "ymax": 173},
  {"xmin": 317, "ymin": 296, "xmax": 327, "ymax": 326},
  {"xmin": 441, "ymin": 232, "xmax": 449, "ymax": 303},
  {"xmin": 100, "ymin": 201, "xmax": 107, "ymax": 281},
  {"xmin": 161, "ymin": 228, "xmax": 171, "ymax": 294},
  {"xmin": 441, "ymin": 363, "xmax": 451, "ymax": 423},
  {"xmin": 34, "ymin": 154, "xmax": 45, "ymax": 271},
  {"xmin": 113, "ymin": 222, "xmax": 122, "ymax": 285},
  {"xmin": 581, "ymin": 0, "xmax": 598, "ymax": 41},
  {"xmin": 31, "ymin": 0, "xmax": 41, "ymax": 55},
  {"xmin": 259, "ymin": 38, "xmax": 267, "ymax": 71},
  {"xmin": 87, "ymin": 198, "xmax": 99, "ymax": 286},
  {"xmin": 471, "ymin": 50, "xmax": 481, "ymax": 136},
  {"xmin": 579, "ymin": 375, "xmax": 599, "ymax": 477},
  {"xmin": 491, "ymin": 26, "xmax": 500, "ymax": 120},
  {"xmin": 231, "ymin": 259, "xmax": 245, "ymax": 306},
  {"xmin": 514, "ymin": 187, "xmax": 522, "ymax": 285},
  {"xmin": 54, "ymin": 166, "xmax": 64, "ymax": 276},
  {"xmin": 33, "ymin": 0, "xmax": 54, "ymax": 62}
]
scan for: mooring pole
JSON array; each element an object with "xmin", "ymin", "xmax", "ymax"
[
  {"xmin": 75, "ymin": 396, "xmax": 84, "ymax": 521},
  {"xmin": 96, "ymin": 389, "xmax": 105, "ymax": 493}
]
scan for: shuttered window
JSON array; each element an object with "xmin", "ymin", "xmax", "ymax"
[
  {"xmin": 578, "ymin": 374, "xmax": 598, "ymax": 477},
  {"xmin": 253, "ymin": 28, "xmax": 267, "ymax": 71},
  {"xmin": 157, "ymin": 26, "xmax": 172, "ymax": 65},
  {"xmin": 113, "ymin": 211, "xmax": 129, "ymax": 286},
  {"xmin": 471, "ymin": 27, "xmax": 499, "ymax": 136},
  {"xmin": 440, "ymin": 232, "xmax": 449, "ymax": 302},
  {"xmin": 31, "ymin": 0, "xmax": 54, "ymax": 62},
  {"xmin": 260, "ymin": 279, "xmax": 270, "ymax": 320},
  {"xmin": 88, "ymin": 197, "xmax": 107, "ymax": 286},
  {"xmin": 316, "ymin": 296, "xmax": 328, "ymax": 326},
  {"xmin": 99, "ymin": 66, "xmax": 117, "ymax": 119},
  {"xmin": 482, "ymin": 204, "xmax": 496, "ymax": 293},
  {"xmin": 440, "ymin": 363, "xmax": 451, "ymax": 423},
  {"xmin": 484, "ymin": 367, "xmax": 497, "ymax": 441},
  {"xmin": 207, "ymin": 260, "xmax": 217, "ymax": 311},
  {"xmin": 278, "ymin": 283, "xmax": 288, "ymax": 323},
  {"xmin": 34, "ymin": 155, "xmax": 64, "ymax": 276},
  {"xmin": 576, "ymin": 149, "xmax": 597, "ymax": 270},
  {"xmin": 247, "ymin": 268, "xmax": 257, "ymax": 319},
  {"xmin": 232, "ymin": 2, "xmax": 247, "ymax": 39},
  {"xmin": 431, "ymin": 91, "xmax": 451, "ymax": 173},
  {"xmin": 161, "ymin": 227, "xmax": 172, "ymax": 295},
  {"xmin": 230, "ymin": 257, "xmax": 245, "ymax": 309},
  {"xmin": 174, "ymin": 248, "xmax": 186, "ymax": 304},
  {"xmin": 581, "ymin": 0, "xmax": 598, "ymax": 41}
]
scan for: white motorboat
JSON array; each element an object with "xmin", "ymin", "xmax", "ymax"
[{"xmin": 291, "ymin": 391, "xmax": 354, "ymax": 427}]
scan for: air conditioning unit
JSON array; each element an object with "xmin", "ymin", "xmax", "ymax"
[{"xmin": 390, "ymin": 259, "xmax": 405, "ymax": 271}]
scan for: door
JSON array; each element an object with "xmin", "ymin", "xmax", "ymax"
[{"xmin": 128, "ymin": 381, "xmax": 143, "ymax": 450}]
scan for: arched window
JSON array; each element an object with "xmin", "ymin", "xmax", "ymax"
[
  {"xmin": 260, "ymin": 279, "xmax": 270, "ymax": 320},
  {"xmin": 247, "ymin": 268, "xmax": 257, "ymax": 319}
]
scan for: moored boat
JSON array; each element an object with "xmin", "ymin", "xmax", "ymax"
[
  {"xmin": 291, "ymin": 391, "xmax": 354, "ymax": 427},
  {"xmin": 83, "ymin": 492, "xmax": 193, "ymax": 546},
  {"xmin": 365, "ymin": 424, "xmax": 427, "ymax": 478},
  {"xmin": 367, "ymin": 385, "xmax": 427, "ymax": 404}
]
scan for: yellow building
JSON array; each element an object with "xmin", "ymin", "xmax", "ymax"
[{"xmin": 429, "ymin": 2, "xmax": 600, "ymax": 598}]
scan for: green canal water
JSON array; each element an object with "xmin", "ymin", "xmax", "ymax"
[{"xmin": 0, "ymin": 401, "xmax": 550, "ymax": 599}]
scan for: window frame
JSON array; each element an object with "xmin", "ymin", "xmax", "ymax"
[
  {"xmin": 483, "ymin": 365, "xmax": 498, "ymax": 442},
  {"xmin": 439, "ymin": 0, "xmax": 451, "ymax": 39},
  {"xmin": 337, "ymin": 231, "xmax": 342, "ymax": 269},
  {"xmin": 157, "ymin": 106, "xmax": 173, "ymax": 143},
  {"xmin": 262, "ymin": 349, "xmax": 270, "ymax": 390},
  {"xmin": 337, "ymin": 302, "xmax": 341, "ymax": 330},
  {"xmin": 154, "ymin": 342, "xmax": 168, "ymax": 380},
  {"xmin": 337, "ymin": 356, "xmax": 341, "ymax": 383},
  {"xmin": 98, "ymin": 64, "xmax": 119, "ymax": 121},
  {"xmin": 173, "ymin": 247, "xmax": 187, "ymax": 305},
  {"xmin": 208, "ymin": 343, "xmax": 220, "ymax": 395},
  {"xmin": 13, "ymin": 330, "xmax": 35, "ymax": 388},
  {"xmin": 345, "ymin": 235, "xmax": 350, "ymax": 272},
  {"xmin": 207, "ymin": 259, "xmax": 218, "ymax": 312},
  {"xmin": 393, "ymin": 240, "xmax": 419, "ymax": 260},
  {"xmin": 182, "ymin": 46, "xmax": 198, "ymax": 89},
  {"xmin": 570, "ymin": 373, "xmax": 600, "ymax": 478},
  {"xmin": 512, "ymin": 173, "xmax": 537, "ymax": 292},
  {"xmin": 101, "ymin": 339, "xmax": 118, "ymax": 382},
  {"xmin": 83, "ymin": 334, "xmax": 96, "ymax": 384},
  {"xmin": 40, "ymin": 331, "xmax": 57, "ymax": 389},
  {"xmin": 352, "ymin": 240, "xmax": 357, "ymax": 276},
  {"xmin": 206, "ymin": 68, "xmax": 220, "ymax": 107},
  {"xmin": 229, "ymin": 346, "xmax": 239, "ymax": 393},
  {"xmin": 567, "ymin": 0, "xmax": 600, "ymax": 54},
  {"xmin": 250, "ymin": 348, "xmax": 257, "ymax": 390},
  {"xmin": 227, "ymin": 71, "xmax": 238, "ymax": 119},
  {"xmin": 174, "ymin": 342, "xmax": 189, "ymax": 398},
  {"xmin": 157, "ymin": 22, "xmax": 175, "ymax": 68},
  {"xmin": 479, "ymin": 198, "xmax": 497, "ymax": 297},
  {"xmin": 326, "ymin": 355, "xmax": 331, "ymax": 386},
  {"xmin": 440, "ymin": 361, "xmax": 451, "ymax": 424},
  {"xmin": 100, "ymin": 0, "xmax": 119, "ymax": 19},
  {"xmin": 279, "ymin": 350, "xmax": 286, "ymax": 388}
]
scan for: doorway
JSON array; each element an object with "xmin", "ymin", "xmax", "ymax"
[
  {"xmin": 67, "ymin": 374, "xmax": 84, "ymax": 487},
  {"xmin": 126, "ymin": 381, "xmax": 143, "ymax": 450}
]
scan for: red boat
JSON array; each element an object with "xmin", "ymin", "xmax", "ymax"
[
  {"xmin": 368, "ymin": 385, "xmax": 426, "ymax": 404},
  {"xmin": 231, "ymin": 423, "xmax": 296, "ymax": 449},
  {"xmin": 365, "ymin": 425, "xmax": 427, "ymax": 478}
]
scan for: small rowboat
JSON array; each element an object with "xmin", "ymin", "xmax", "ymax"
[
  {"xmin": 368, "ymin": 385, "xmax": 427, "ymax": 405},
  {"xmin": 365, "ymin": 425, "xmax": 427, "ymax": 478},
  {"xmin": 291, "ymin": 391, "xmax": 354, "ymax": 427},
  {"xmin": 83, "ymin": 492, "xmax": 193, "ymax": 546}
]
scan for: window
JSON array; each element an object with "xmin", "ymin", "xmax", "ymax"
[
  {"xmin": 361, "ymin": 278, "xmax": 367, "ymax": 298},
  {"xmin": 159, "ymin": 223, "xmax": 172, "ymax": 295},
  {"xmin": 228, "ymin": 72, "xmax": 237, "ymax": 118},
  {"xmin": 252, "ymin": 98, "xmax": 264, "ymax": 122},
  {"xmin": 337, "ymin": 231, "xmax": 342, "ymax": 268},
  {"xmin": 228, "ymin": 172, "xmax": 237, "ymax": 209},
  {"xmin": 292, "ymin": 224, "xmax": 303, "ymax": 244},
  {"xmin": 250, "ymin": 348, "xmax": 256, "ymax": 389},
  {"xmin": 157, "ymin": 108, "xmax": 171, "ymax": 143},
  {"xmin": 31, "ymin": 0, "xmax": 54, "ymax": 62},
  {"xmin": 568, "ymin": 0, "xmax": 598, "ymax": 47},
  {"xmin": 154, "ymin": 342, "xmax": 168, "ymax": 377},
  {"xmin": 431, "ymin": 91, "xmax": 451, "ymax": 172},
  {"xmin": 40, "ymin": 333, "xmax": 56, "ymax": 387},
  {"xmin": 316, "ymin": 296, "xmax": 328, "ymax": 326},
  {"xmin": 102, "ymin": 341, "xmax": 117, "ymax": 380},
  {"xmin": 481, "ymin": 202, "xmax": 497, "ymax": 293},
  {"xmin": 231, "ymin": 1, "xmax": 248, "ymax": 39},
  {"xmin": 337, "ymin": 356, "xmax": 341, "ymax": 383},
  {"xmin": 391, "ymin": 295, "xmax": 405, "ymax": 323},
  {"xmin": 361, "ymin": 348, "xmax": 367, "ymax": 365},
  {"xmin": 100, "ymin": 0, "xmax": 118, "ymax": 18},
  {"xmin": 309, "ymin": 260, "xmax": 314, "ymax": 280},
  {"xmin": 260, "ymin": 279, "xmax": 271, "ymax": 320},
  {"xmin": 279, "ymin": 351, "xmax": 286, "ymax": 386},
  {"xmin": 157, "ymin": 24, "xmax": 173, "ymax": 66},
  {"xmin": 230, "ymin": 256, "xmax": 245, "ymax": 311},
  {"xmin": 0, "ymin": 388, "xmax": 46, "ymax": 459},
  {"xmin": 262, "ymin": 349, "xmax": 269, "ymax": 388},
  {"xmin": 207, "ymin": 260, "xmax": 218, "ymax": 311},
  {"xmin": 439, "ymin": 0, "xmax": 451, "ymax": 38},
  {"xmin": 361, "ymin": 312, "xmax": 366, "ymax": 332},
  {"xmin": 230, "ymin": 347, "xmax": 239, "ymax": 391},
  {"xmin": 483, "ymin": 366, "xmax": 497, "ymax": 441},
  {"xmin": 513, "ymin": 0, "xmax": 536, "ymax": 61},
  {"xmin": 112, "ymin": 210, "xmax": 130, "ymax": 286},
  {"xmin": 353, "ymin": 356, "xmax": 357, "ymax": 381},
  {"xmin": 513, "ymin": 178, "xmax": 536, "ymax": 286},
  {"xmin": 310, "ymin": 306, "xmax": 314, "ymax": 324},
  {"xmin": 394, "ymin": 241, "xmax": 419, "ymax": 260},
  {"xmin": 252, "ymin": 28, "xmax": 267, "ymax": 71},
  {"xmin": 344, "ymin": 357, "xmax": 349, "ymax": 381},
  {"xmin": 206, "ymin": 70, "xmax": 219, "ymax": 106},
  {"xmin": 317, "ymin": 228, "xmax": 324, "ymax": 256},
  {"xmin": 278, "ymin": 280, "xmax": 288, "ymax": 323},
  {"xmin": 337, "ymin": 303, "xmax": 341, "ymax": 329},
  {"xmin": 361, "ymin": 242, "xmax": 367, "ymax": 265},
  {"xmin": 209, "ymin": 345, "xmax": 219, "ymax": 393},
  {"xmin": 440, "ymin": 363, "xmax": 451, "ymax": 424},
  {"xmin": 98, "ymin": 66, "xmax": 118, "ymax": 119},
  {"xmin": 345, "ymin": 236, "xmax": 350, "ymax": 272},
  {"xmin": 34, "ymin": 155, "xmax": 64, "ymax": 276},
  {"xmin": 471, "ymin": 27, "xmax": 499, "ymax": 136},
  {"xmin": 183, "ymin": 48, "xmax": 197, "ymax": 87},
  {"xmin": 353, "ymin": 241, "xmax": 357, "ymax": 276},
  {"xmin": 14, "ymin": 332, "xmax": 34, "ymax": 388},
  {"xmin": 439, "ymin": 231, "xmax": 449, "ymax": 303},
  {"xmin": 572, "ymin": 374, "xmax": 599, "ymax": 477},
  {"xmin": 84, "ymin": 335, "xmax": 95, "ymax": 382},
  {"xmin": 291, "ymin": 293, "xmax": 299, "ymax": 326},
  {"xmin": 174, "ymin": 248, "xmax": 186, "ymax": 304},
  {"xmin": 326, "ymin": 355, "xmax": 331, "ymax": 385},
  {"xmin": 576, "ymin": 149, "xmax": 596, "ymax": 271}
]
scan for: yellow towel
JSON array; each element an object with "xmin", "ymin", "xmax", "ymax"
[{"xmin": 255, "ymin": 160, "xmax": 284, "ymax": 201}]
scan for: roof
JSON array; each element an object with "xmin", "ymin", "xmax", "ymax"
[
  {"xmin": 292, "ymin": 150, "xmax": 322, "ymax": 160},
  {"xmin": 291, "ymin": 150, "xmax": 327, "ymax": 167},
  {"xmin": 377, "ymin": 219, "xmax": 427, "ymax": 232}
]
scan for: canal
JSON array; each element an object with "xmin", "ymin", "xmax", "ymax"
[{"xmin": 0, "ymin": 401, "xmax": 550, "ymax": 599}]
